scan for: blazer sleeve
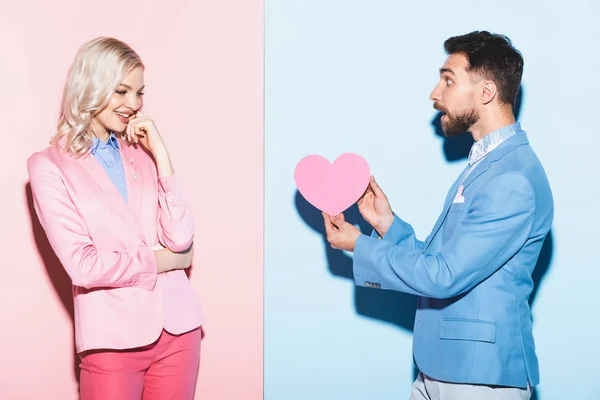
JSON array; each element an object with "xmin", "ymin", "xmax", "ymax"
[
  {"xmin": 156, "ymin": 175, "xmax": 194, "ymax": 252},
  {"xmin": 369, "ymin": 214, "xmax": 426, "ymax": 251},
  {"xmin": 353, "ymin": 171, "xmax": 535, "ymax": 299},
  {"xmin": 27, "ymin": 153, "xmax": 158, "ymax": 290}
]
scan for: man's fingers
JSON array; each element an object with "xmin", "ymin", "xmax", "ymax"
[
  {"xmin": 360, "ymin": 183, "xmax": 373, "ymax": 199},
  {"xmin": 370, "ymin": 176, "xmax": 385, "ymax": 197},
  {"xmin": 323, "ymin": 212, "xmax": 335, "ymax": 235},
  {"xmin": 331, "ymin": 214, "xmax": 345, "ymax": 229}
]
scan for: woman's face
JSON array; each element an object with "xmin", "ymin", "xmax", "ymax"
[{"xmin": 91, "ymin": 66, "xmax": 145, "ymax": 138}]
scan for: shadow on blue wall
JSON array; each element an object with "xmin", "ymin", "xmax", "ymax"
[{"xmin": 294, "ymin": 85, "xmax": 553, "ymax": 399}]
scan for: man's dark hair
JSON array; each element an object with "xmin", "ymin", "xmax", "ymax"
[{"xmin": 444, "ymin": 31, "xmax": 523, "ymax": 107}]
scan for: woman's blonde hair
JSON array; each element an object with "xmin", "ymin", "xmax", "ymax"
[{"xmin": 52, "ymin": 37, "xmax": 144, "ymax": 157}]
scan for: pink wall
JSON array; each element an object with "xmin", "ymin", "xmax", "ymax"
[{"xmin": 0, "ymin": 1, "xmax": 263, "ymax": 399}]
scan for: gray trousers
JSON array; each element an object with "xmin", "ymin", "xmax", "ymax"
[{"xmin": 410, "ymin": 373, "xmax": 532, "ymax": 400}]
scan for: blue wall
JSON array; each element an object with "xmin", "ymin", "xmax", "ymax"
[{"xmin": 265, "ymin": 1, "xmax": 600, "ymax": 398}]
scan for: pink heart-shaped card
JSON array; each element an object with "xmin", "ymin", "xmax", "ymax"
[{"xmin": 294, "ymin": 153, "xmax": 371, "ymax": 216}]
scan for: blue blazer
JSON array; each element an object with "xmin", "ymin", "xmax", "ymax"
[{"xmin": 353, "ymin": 130, "xmax": 553, "ymax": 388}]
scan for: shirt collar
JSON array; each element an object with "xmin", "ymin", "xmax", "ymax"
[
  {"xmin": 90, "ymin": 133, "xmax": 120, "ymax": 155},
  {"xmin": 468, "ymin": 122, "xmax": 521, "ymax": 166}
]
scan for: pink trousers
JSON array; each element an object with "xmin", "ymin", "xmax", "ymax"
[{"xmin": 79, "ymin": 328, "xmax": 201, "ymax": 400}]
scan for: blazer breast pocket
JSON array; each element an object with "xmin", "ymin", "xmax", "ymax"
[
  {"xmin": 443, "ymin": 202, "xmax": 466, "ymax": 242},
  {"xmin": 448, "ymin": 202, "xmax": 466, "ymax": 213},
  {"xmin": 440, "ymin": 317, "xmax": 497, "ymax": 343}
]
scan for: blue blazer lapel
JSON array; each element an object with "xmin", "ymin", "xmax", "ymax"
[
  {"xmin": 424, "ymin": 165, "xmax": 470, "ymax": 250},
  {"xmin": 424, "ymin": 131, "xmax": 530, "ymax": 250},
  {"xmin": 461, "ymin": 132, "xmax": 530, "ymax": 191}
]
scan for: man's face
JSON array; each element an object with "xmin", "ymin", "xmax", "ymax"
[{"xmin": 429, "ymin": 53, "xmax": 480, "ymax": 137}]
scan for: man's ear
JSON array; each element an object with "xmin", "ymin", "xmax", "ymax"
[{"xmin": 481, "ymin": 80, "xmax": 497, "ymax": 105}]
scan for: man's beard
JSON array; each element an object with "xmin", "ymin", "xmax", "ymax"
[{"xmin": 434, "ymin": 103, "xmax": 480, "ymax": 137}]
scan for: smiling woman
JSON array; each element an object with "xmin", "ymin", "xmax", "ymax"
[
  {"xmin": 27, "ymin": 37, "xmax": 204, "ymax": 400},
  {"xmin": 93, "ymin": 69, "xmax": 146, "ymax": 138}
]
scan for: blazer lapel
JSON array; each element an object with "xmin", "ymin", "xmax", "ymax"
[
  {"xmin": 424, "ymin": 165, "xmax": 469, "ymax": 250},
  {"xmin": 76, "ymin": 147, "xmax": 146, "ymax": 243},
  {"xmin": 424, "ymin": 131, "xmax": 530, "ymax": 250},
  {"xmin": 460, "ymin": 132, "xmax": 529, "ymax": 191},
  {"xmin": 118, "ymin": 140, "xmax": 144, "ymax": 226}
]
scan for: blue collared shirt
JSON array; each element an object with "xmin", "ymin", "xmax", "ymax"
[{"xmin": 90, "ymin": 133, "xmax": 128, "ymax": 202}]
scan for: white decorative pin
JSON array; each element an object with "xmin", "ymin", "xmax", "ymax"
[{"xmin": 131, "ymin": 159, "xmax": 138, "ymax": 180}]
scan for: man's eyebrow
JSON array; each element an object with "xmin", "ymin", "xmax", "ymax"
[{"xmin": 439, "ymin": 68, "xmax": 455, "ymax": 76}]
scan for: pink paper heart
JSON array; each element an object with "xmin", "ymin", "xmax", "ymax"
[{"xmin": 294, "ymin": 153, "xmax": 371, "ymax": 216}]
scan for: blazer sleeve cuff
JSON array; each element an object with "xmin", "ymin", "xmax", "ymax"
[
  {"xmin": 126, "ymin": 247, "xmax": 158, "ymax": 291},
  {"xmin": 158, "ymin": 174, "xmax": 183, "ymax": 208},
  {"xmin": 353, "ymin": 234, "xmax": 383, "ymax": 288},
  {"xmin": 369, "ymin": 214, "xmax": 406, "ymax": 245}
]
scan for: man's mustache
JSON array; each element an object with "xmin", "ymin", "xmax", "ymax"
[{"xmin": 433, "ymin": 102, "xmax": 447, "ymax": 114}]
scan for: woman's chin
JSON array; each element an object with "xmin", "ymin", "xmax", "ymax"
[{"xmin": 108, "ymin": 123, "xmax": 127, "ymax": 134}]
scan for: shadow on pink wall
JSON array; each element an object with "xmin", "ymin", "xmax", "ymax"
[{"xmin": 25, "ymin": 182, "xmax": 81, "ymax": 389}]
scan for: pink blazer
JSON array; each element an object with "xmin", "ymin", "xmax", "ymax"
[{"xmin": 27, "ymin": 138, "xmax": 204, "ymax": 353}]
